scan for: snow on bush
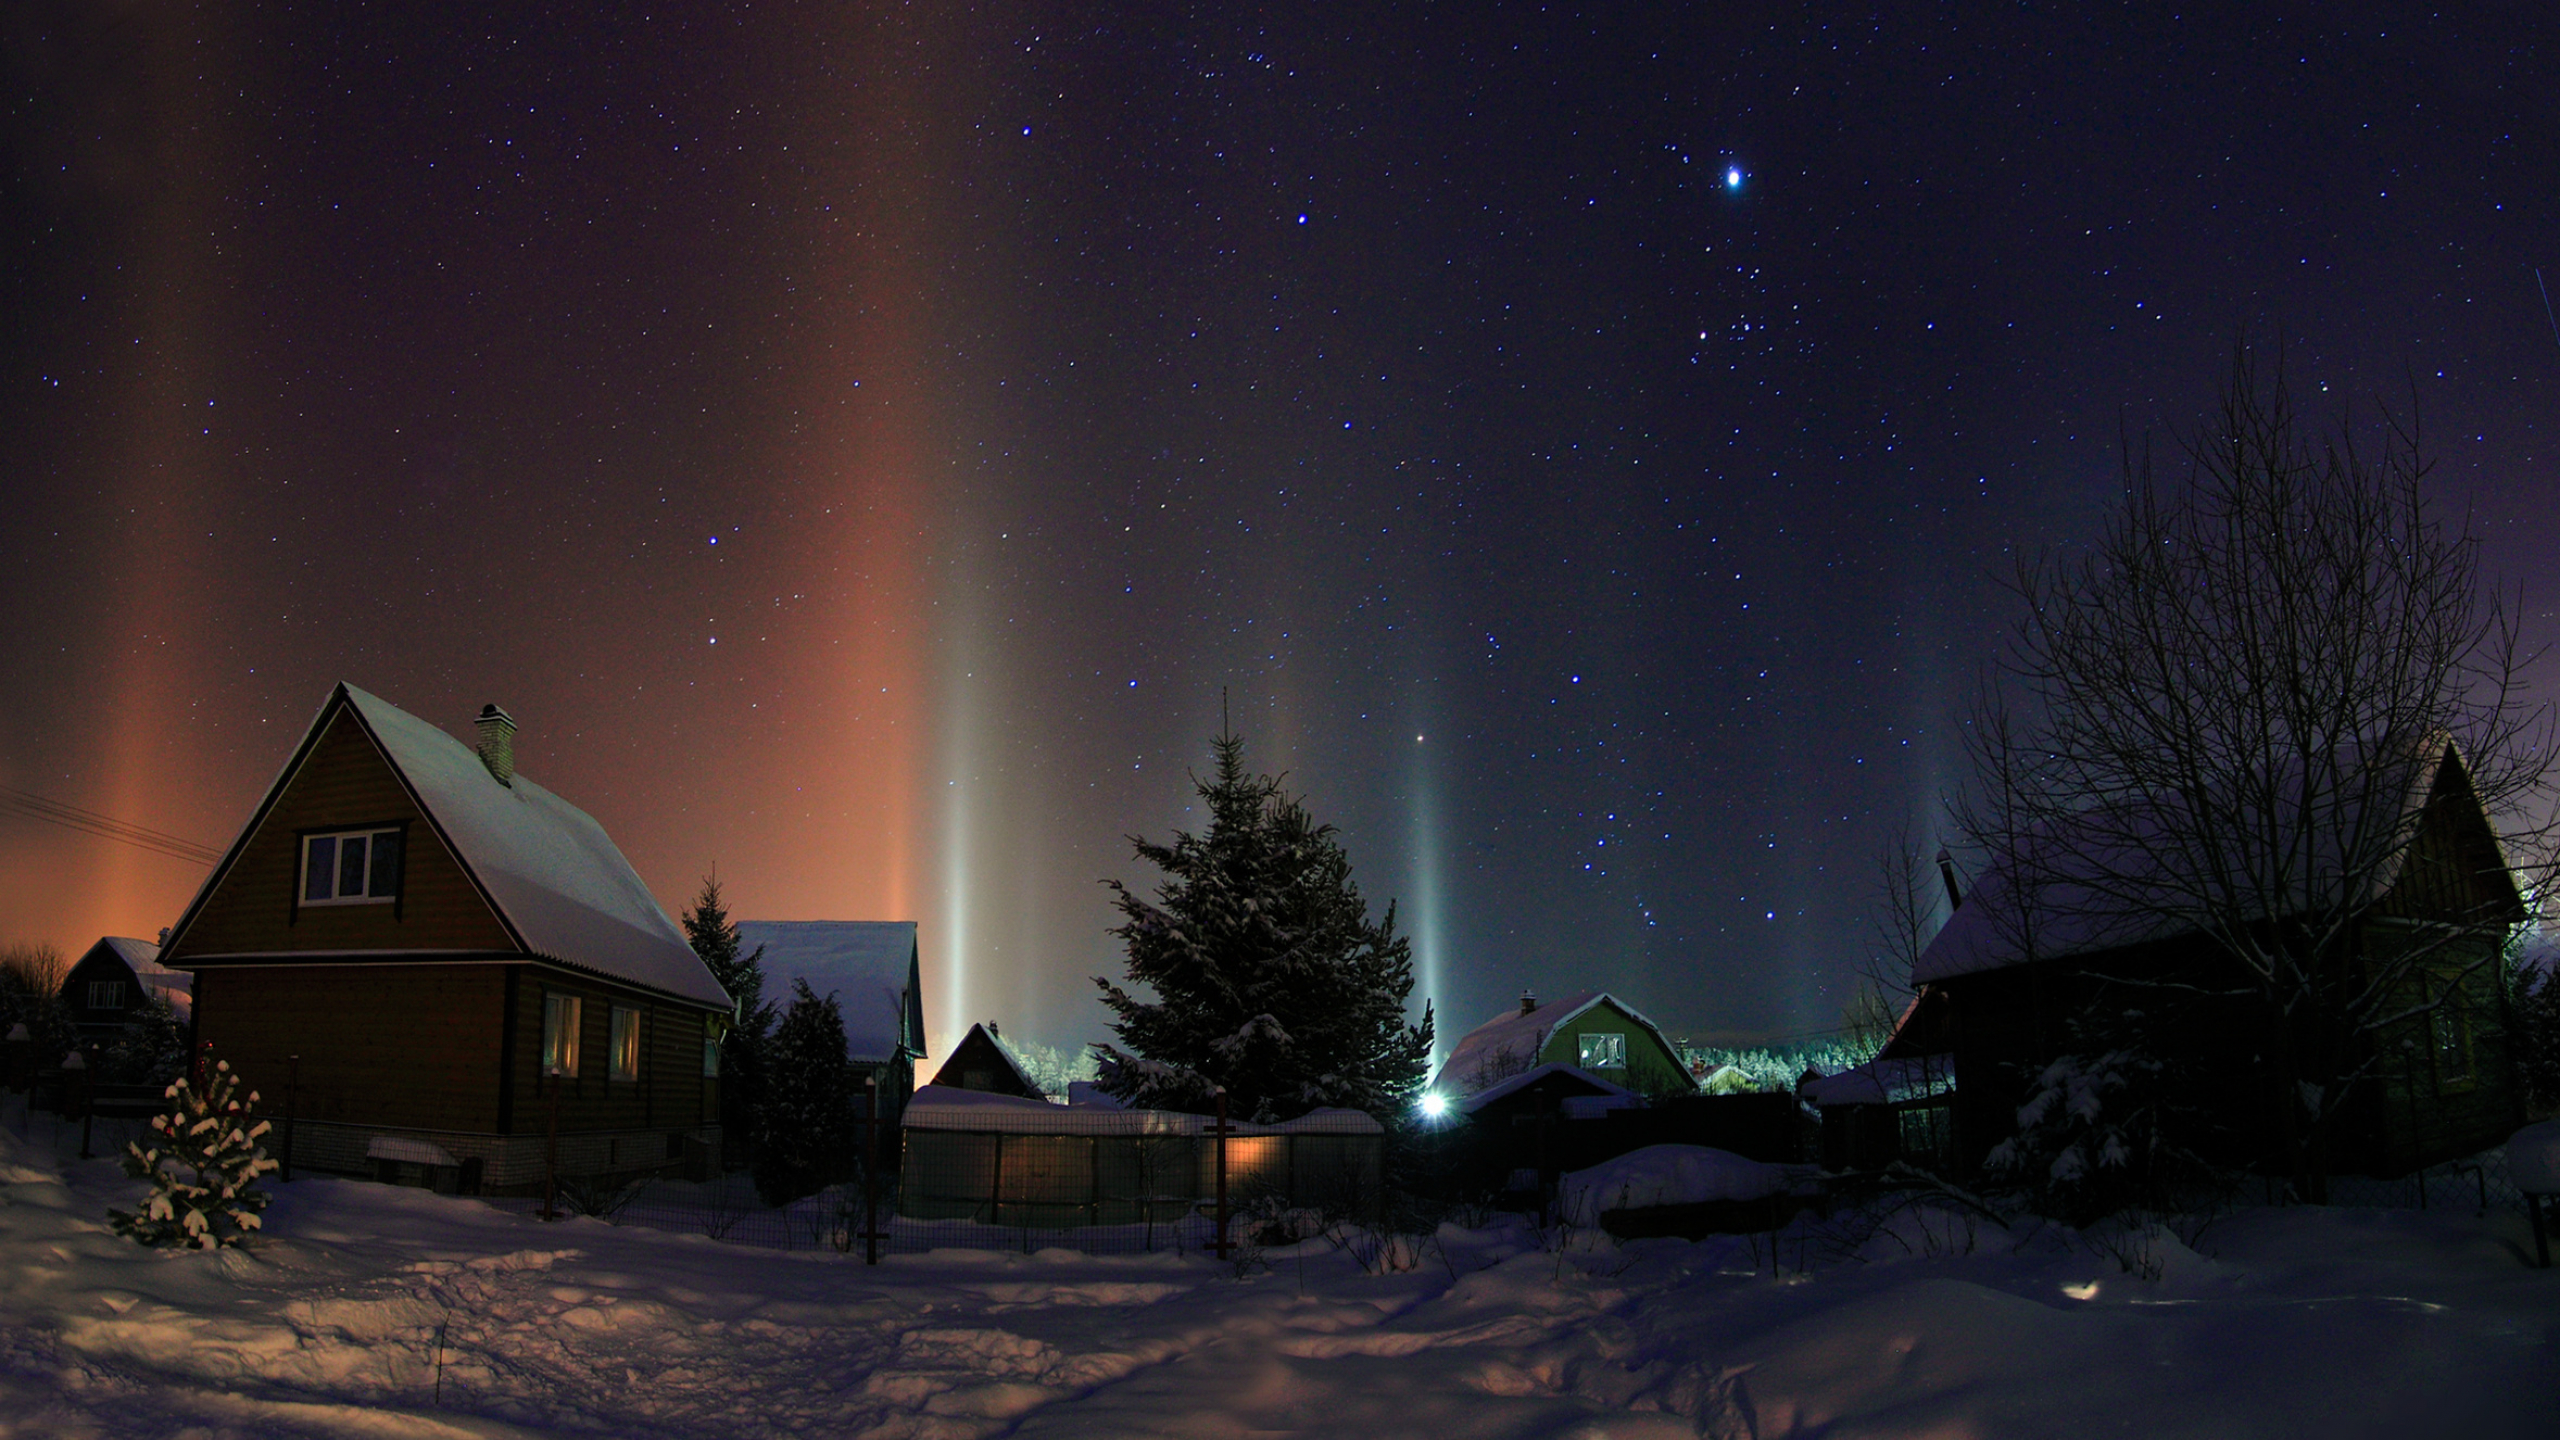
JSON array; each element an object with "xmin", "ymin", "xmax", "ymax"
[
  {"xmin": 1559, "ymin": 1144, "xmax": 1787, "ymax": 1222},
  {"xmin": 108, "ymin": 1059, "xmax": 277, "ymax": 1249},
  {"xmin": 2507, "ymin": 1120, "xmax": 2560, "ymax": 1196}
]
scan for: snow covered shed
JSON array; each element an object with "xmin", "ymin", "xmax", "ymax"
[
  {"xmin": 1909, "ymin": 740, "xmax": 2527, "ymax": 1181},
  {"xmin": 734, "ymin": 920, "xmax": 928, "ymax": 1130},
  {"xmin": 898, "ymin": 1085, "xmax": 1382, "ymax": 1228},
  {"xmin": 59, "ymin": 935, "xmax": 191, "ymax": 1043},
  {"xmin": 1433, "ymin": 989, "xmax": 1697, "ymax": 1098},
  {"xmin": 161, "ymin": 684, "xmax": 734, "ymax": 1192},
  {"xmin": 930, "ymin": 1022, "xmax": 1045, "ymax": 1100}
]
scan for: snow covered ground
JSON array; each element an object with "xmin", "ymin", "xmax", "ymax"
[{"xmin": 3, "ymin": 1120, "xmax": 2556, "ymax": 1438}]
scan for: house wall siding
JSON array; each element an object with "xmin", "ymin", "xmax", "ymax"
[
  {"xmin": 171, "ymin": 710, "xmax": 515, "ymax": 958},
  {"xmin": 505, "ymin": 967, "xmax": 712, "ymax": 1141},
  {"xmin": 195, "ymin": 964, "xmax": 508, "ymax": 1131},
  {"xmin": 1534, "ymin": 1003, "xmax": 1689, "ymax": 1093}
]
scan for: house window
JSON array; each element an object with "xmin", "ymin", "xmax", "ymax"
[
  {"xmin": 2430, "ymin": 977, "xmax": 2477, "ymax": 1094},
  {"xmin": 543, "ymin": 994, "xmax": 583, "ymax": 1077},
  {"xmin": 611, "ymin": 1006, "xmax": 642, "ymax": 1082},
  {"xmin": 87, "ymin": 980, "xmax": 125, "ymax": 1010},
  {"xmin": 301, "ymin": 827, "xmax": 403, "ymax": 905},
  {"xmin": 1579, "ymin": 1032, "xmax": 1627, "ymax": 1069}
]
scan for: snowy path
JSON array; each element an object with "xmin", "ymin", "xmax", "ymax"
[{"xmin": 2, "ymin": 1131, "xmax": 2555, "ymax": 1438}]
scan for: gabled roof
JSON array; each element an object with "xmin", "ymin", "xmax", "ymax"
[
  {"xmin": 933, "ymin": 1022, "xmax": 1045, "ymax": 1097},
  {"xmin": 165, "ymin": 683, "xmax": 731, "ymax": 1011},
  {"xmin": 1915, "ymin": 741, "xmax": 2521, "ymax": 985},
  {"xmin": 735, "ymin": 920, "xmax": 926, "ymax": 1063},
  {"xmin": 87, "ymin": 936, "xmax": 180, "ymax": 986},
  {"xmin": 1432, "ymin": 989, "xmax": 1691, "ymax": 1096},
  {"xmin": 1457, "ymin": 1061, "xmax": 1638, "ymax": 1115}
]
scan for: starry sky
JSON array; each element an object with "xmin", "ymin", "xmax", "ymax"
[{"xmin": 5, "ymin": 3, "xmax": 2557, "ymax": 1062}]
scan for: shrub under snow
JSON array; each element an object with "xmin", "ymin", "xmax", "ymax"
[{"xmin": 108, "ymin": 1060, "xmax": 277, "ymax": 1250}]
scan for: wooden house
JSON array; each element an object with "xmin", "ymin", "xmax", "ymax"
[
  {"xmin": 931, "ymin": 1022, "xmax": 1046, "ymax": 1100},
  {"xmin": 1900, "ymin": 741, "xmax": 2527, "ymax": 1182},
  {"xmin": 59, "ymin": 935, "xmax": 191, "ymax": 1044},
  {"xmin": 734, "ymin": 920, "xmax": 928, "ymax": 1132},
  {"xmin": 1432, "ymin": 989, "xmax": 1698, "ymax": 1098},
  {"xmin": 159, "ymin": 684, "xmax": 733, "ymax": 1192}
]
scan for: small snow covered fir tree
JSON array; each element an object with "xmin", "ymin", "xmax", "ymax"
[
  {"xmin": 110, "ymin": 1060, "xmax": 278, "ymax": 1249},
  {"xmin": 1094, "ymin": 726, "xmax": 1432, "ymax": 1121}
]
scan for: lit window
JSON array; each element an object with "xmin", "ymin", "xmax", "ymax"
[
  {"xmin": 88, "ymin": 980, "xmax": 125, "ymax": 1010},
  {"xmin": 611, "ymin": 1006, "xmax": 642, "ymax": 1082},
  {"xmin": 301, "ymin": 827, "xmax": 403, "ymax": 905},
  {"xmin": 1579, "ymin": 1032, "xmax": 1627, "ymax": 1069},
  {"xmin": 543, "ymin": 994, "xmax": 582, "ymax": 1077}
]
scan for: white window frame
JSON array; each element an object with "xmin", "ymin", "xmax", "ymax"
[
  {"xmin": 300, "ymin": 827, "xmax": 404, "ymax": 906},
  {"xmin": 543, "ymin": 994, "xmax": 583, "ymax": 1078},
  {"xmin": 87, "ymin": 980, "xmax": 125, "ymax": 1010},
  {"xmin": 1579, "ymin": 1032, "xmax": 1628, "ymax": 1069},
  {"xmin": 610, "ymin": 1005, "xmax": 642, "ymax": 1082}
]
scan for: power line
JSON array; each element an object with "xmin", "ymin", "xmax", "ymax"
[{"xmin": 0, "ymin": 786, "xmax": 223, "ymax": 865}]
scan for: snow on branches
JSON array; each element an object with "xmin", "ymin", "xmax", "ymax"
[
  {"xmin": 1094, "ymin": 729, "xmax": 1432, "ymax": 1122},
  {"xmin": 109, "ymin": 1060, "xmax": 277, "ymax": 1250}
]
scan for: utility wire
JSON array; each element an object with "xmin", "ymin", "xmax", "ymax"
[{"xmin": 0, "ymin": 785, "xmax": 223, "ymax": 865}]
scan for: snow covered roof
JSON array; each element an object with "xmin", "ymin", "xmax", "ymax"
[
  {"xmin": 166, "ymin": 684, "xmax": 731, "ymax": 1012},
  {"xmin": 95, "ymin": 936, "xmax": 173, "ymax": 982},
  {"xmin": 935, "ymin": 1022, "xmax": 1046, "ymax": 1097},
  {"xmin": 1433, "ymin": 990, "xmax": 1689, "ymax": 1096},
  {"xmin": 1914, "ymin": 741, "xmax": 2513, "ymax": 985},
  {"xmin": 1457, "ymin": 1061, "xmax": 1639, "ymax": 1115},
  {"xmin": 1800, "ymin": 1057, "xmax": 1956, "ymax": 1108},
  {"xmin": 902, "ymin": 1083, "xmax": 1381, "ymax": 1136},
  {"xmin": 735, "ymin": 920, "xmax": 925, "ymax": 1063}
]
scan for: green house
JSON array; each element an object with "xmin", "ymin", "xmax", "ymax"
[{"xmin": 1432, "ymin": 989, "xmax": 1696, "ymax": 1097}]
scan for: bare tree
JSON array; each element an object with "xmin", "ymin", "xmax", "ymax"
[{"xmin": 1955, "ymin": 349, "xmax": 2553, "ymax": 1199}]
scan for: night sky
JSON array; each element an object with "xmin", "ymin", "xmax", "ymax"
[{"xmin": 5, "ymin": 4, "xmax": 2557, "ymax": 1062}]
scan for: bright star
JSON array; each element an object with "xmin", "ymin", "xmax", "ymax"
[{"xmin": 1726, "ymin": 166, "xmax": 1744, "ymax": 190}]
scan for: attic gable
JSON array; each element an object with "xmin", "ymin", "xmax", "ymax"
[
  {"xmin": 164, "ymin": 684, "xmax": 731, "ymax": 1012},
  {"xmin": 164, "ymin": 704, "xmax": 514, "ymax": 959}
]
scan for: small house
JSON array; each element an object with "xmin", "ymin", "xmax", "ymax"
[
  {"xmin": 931, "ymin": 1022, "xmax": 1046, "ymax": 1100},
  {"xmin": 160, "ymin": 684, "xmax": 734, "ymax": 1192},
  {"xmin": 59, "ymin": 936, "xmax": 192, "ymax": 1043},
  {"xmin": 734, "ymin": 920, "xmax": 928, "ymax": 1130},
  {"xmin": 1433, "ymin": 989, "xmax": 1697, "ymax": 1098},
  {"xmin": 1907, "ymin": 740, "xmax": 2527, "ymax": 1182}
]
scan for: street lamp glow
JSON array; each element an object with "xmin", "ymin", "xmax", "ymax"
[{"xmin": 1418, "ymin": 1092, "xmax": 1449, "ymax": 1120}]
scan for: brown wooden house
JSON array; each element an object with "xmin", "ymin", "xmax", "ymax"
[
  {"xmin": 1898, "ymin": 741, "xmax": 2528, "ymax": 1183},
  {"xmin": 160, "ymin": 683, "xmax": 733, "ymax": 1192},
  {"xmin": 930, "ymin": 1022, "xmax": 1045, "ymax": 1100},
  {"xmin": 60, "ymin": 935, "xmax": 191, "ymax": 1044}
]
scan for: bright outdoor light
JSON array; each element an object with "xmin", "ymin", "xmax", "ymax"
[{"xmin": 1418, "ymin": 1092, "xmax": 1449, "ymax": 1120}]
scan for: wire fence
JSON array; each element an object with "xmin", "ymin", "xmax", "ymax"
[{"xmin": 9, "ymin": 1093, "xmax": 2541, "ymax": 1260}]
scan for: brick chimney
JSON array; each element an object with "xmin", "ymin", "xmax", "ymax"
[
  {"xmin": 1519, "ymin": 989, "xmax": 1538, "ymax": 1017},
  {"xmin": 475, "ymin": 704, "xmax": 517, "ymax": 786}
]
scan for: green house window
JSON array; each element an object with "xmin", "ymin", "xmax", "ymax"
[{"xmin": 1579, "ymin": 1032, "xmax": 1627, "ymax": 1069}]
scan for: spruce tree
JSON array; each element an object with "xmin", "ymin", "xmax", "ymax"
[
  {"xmin": 1095, "ymin": 729, "xmax": 1433, "ymax": 1122},
  {"xmin": 752, "ymin": 980, "xmax": 858, "ymax": 1205},
  {"xmin": 110, "ymin": 1060, "xmax": 277, "ymax": 1249},
  {"xmin": 683, "ymin": 875, "xmax": 771, "ymax": 1166}
]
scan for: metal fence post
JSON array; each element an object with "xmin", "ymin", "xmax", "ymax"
[
  {"xmin": 864, "ymin": 1075, "xmax": 881, "ymax": 1265},
  {"xmin": 282, "ymin": 1054, "xmax": 299, "ymax": 1183},
  {"xmin": 1213, "ymin": 1087, "xmax": 1231, "ymax": 1261}
]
